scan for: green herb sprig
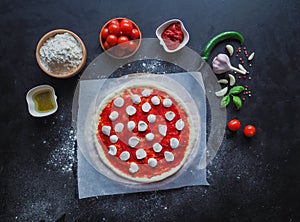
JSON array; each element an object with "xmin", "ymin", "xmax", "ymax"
[{"xmin": 220, "ymin": 85, "xmax": 244, "ymax": 109}]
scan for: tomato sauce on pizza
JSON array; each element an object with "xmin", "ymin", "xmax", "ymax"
[{"xmin": 94, "ymin": 85, "xmax": 194, "ymax": 183}]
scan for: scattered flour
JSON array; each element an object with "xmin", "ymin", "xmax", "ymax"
[{"xmin": 46, "ymin": 128, "xmax": 76, "ymax": 173}]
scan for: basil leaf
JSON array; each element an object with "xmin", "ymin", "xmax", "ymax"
[
  {"xmin": 220, "ymin": 95, "xmax": 230, "ymax": 108},
  {"xmin": 229, "ymin": 86, "xmax": 245, "ymax": 95},
  {"xmin": 232, "ymin": 95, "xmax": 242, "ymax": 110}
]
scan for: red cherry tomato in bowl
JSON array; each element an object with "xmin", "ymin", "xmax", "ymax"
[
  {"xmin": 120, "ymin": 19, "xmax": 133, "ymax": 35},
  {"xmin": 117, "ymin": 36, "xmax": 129, "ymax": 49},
  {"xmin": 243, "ymin": 125, "xmax": 256, "ymax": 137},
  {"xmin": 103, "ymin": 41, "xmax": 111, "ymax": 50},
  {"xmin": 126, "ymin": 40, "xmax": 138, "ymax": 52},
  {"xmin": 101, "ymin": 28, "xmax": 109, "ymax": 39},
  {"xmin": 106, "ymin": 34, "xmax": 118, "ymax": 46},
  {"xmin": 130, "ymin": 28, "xmax": 140, "ymax": 39},
  {"xmin": 228, "ymin": 119, "xmax": 241, "ymax": 131},
  {"xmin": 109, "ymin": 19, "xmax": 119, "ymax": 26},
  {"xmin": 108, "ymin": 23, "xmax": 120, "ymax": 36}
]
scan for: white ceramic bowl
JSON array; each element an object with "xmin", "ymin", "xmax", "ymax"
[
  {"xmin": 156, "ymin": 19, "xmax": 189, "ymax": 53},
  {"xmin": 26, "ymin": 85, "xmax": 58, "ymax": 117}
]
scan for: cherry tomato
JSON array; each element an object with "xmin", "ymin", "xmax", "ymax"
[
  {"xmin": 117, "ymin": 36, "xmax": 129, "ymax": 44},
  {"xmin": 228, "ymin": 119, "xmax": 241, "ymax": 131},
  {"xmin": 103, "ymin": 41, "xmax": 111, "ymax": 50},
  {"xmin": 243, "ymin": 125, "xmax": 256, "ymax": 137},
  {"xmin": 101, "ymin": 28, "xmax": 109, "ymax": 39},
  {"xmin": 130, "ymin": 28, "xmax": 140, "ymax": 39},
  {"xmin": 126, "ymin": 40, "xmax": 138, "ymax": 52},
  {"xmin": 109, "ymin": 19, "xmax": 119, "ymax": 26},
  {"xmin": 120, "ymin": 19, "xmax": 132, "ymax": 24},
  {"xmin": 120, "ymin": 19, "xmax": 133, "ymax": 35},
  {"xmin": 108, "ymin": 23, "xmax": 120, "ymax": 36},
  {"xmin": 113, "ymin": 47, "xmax": 126, "ymax": 57},
  {"xmin": 106, "ymin": 34, "xmax": 118, "ymax": 46}
]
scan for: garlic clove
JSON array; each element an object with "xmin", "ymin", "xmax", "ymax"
[
  {"xmin": 226, "ymin": 44, "xmax": 234, "ymax": 56},
  {"xmin": 228, "ymin": 74, "xmax": 236, "ymax": 86},
  {"xmin": 217, "ymin": 79, "xmax": 229, "ymax": 84},
  {"xmin": 238, "ymin": 64, "xmax": 248, "ymax": 74},
  {"xmin": 215, "ymin": 87, "xmax": 228, "ymax": 97},
  {"xmin": 248, "ymin": 52, "xmax": 255, "ymax": 61}
]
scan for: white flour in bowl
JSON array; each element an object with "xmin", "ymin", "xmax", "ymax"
[{"xmin": 39, "ymin": 32, "xmax": 83, "ymax": 74}]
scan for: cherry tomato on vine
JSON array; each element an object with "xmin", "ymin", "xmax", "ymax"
[
  {"xmin": 106, "ymin": 34, "xmax": 118, "ymax": 46},
  {"xmin": 228, "ymin": 119, "xmax": 241, "ymax": 131},
  {"xmin": 108, "ymin": 23, "xmax": 120, "ymax": 36},
  {"xmin": 120, "ymin": 19, "xmax": 133, "ymax": 35},
  {"xmin": 130, "ymin": 28, "xmax": 140, "ymax": 39},
  {"xmin": 243, "ymin": 125, "xmax": 256, "ymax": 137},
  {"xmin": 101, "ymin": 28, "xmax": 109, "ymax": 39}
]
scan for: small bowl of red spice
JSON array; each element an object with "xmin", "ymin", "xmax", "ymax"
[{"xmin": 156, "ymin": 19, "xmax": 189, "ymax": 53}]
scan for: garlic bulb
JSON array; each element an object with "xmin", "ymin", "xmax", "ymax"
[{"xmin": 212, "ymin": 54, "xmax": 246, "ymax": 75}]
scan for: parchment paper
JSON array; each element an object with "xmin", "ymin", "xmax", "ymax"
[{"xmin": 77, "ymin": 72, "xmax": 208, "ymax": 199}]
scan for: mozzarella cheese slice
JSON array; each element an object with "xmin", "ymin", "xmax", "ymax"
[
  {"xmin": 147, "ymin": 114, "xmax": 156, "ymax": 123},
  {"xmin": 165, "ymin": 111, "xmax": 175, "ymax": 121},
  {"xmin": 114, "ymin": 123, "xmax": 124, "ymax": 133},
  {"xmin": 129, "ymin": 162, "xmax": 139, "ymax": 174},
  {"xmin": 142, "ymin": 102, "xmax": 151, "ymax": 113},
  {"xmin": 127, "ymin": 121, "xmax": 136, "ymax": 131},
  {"xmin": 153, "ymin": 143, "xmax": 163, "ymax": 153},
  {"xmin": 108, "ymin": 145, "xmax": 117, "ymax": 156},
  {"xmin": 170, "ymin": 138, "xmax": 179, "ymax": 149},
  {"xmin": 138, "ymin": 121, "xmax": 148, "ymax": 132},
  {"xmin": 148, "ymin": 158, "xmax": 158, "ymax": 168},
  {"xmin": 163, "ymin": 98, "xmax": 172, "ymax": 107},
  {"xmin": 109, "ymin": 135, "xmax": 118, "ymax": 143},
  {"xmin": 109, "ymin": 111, "xmax": 119, "ymax": 121},
  {"xmin": 113, "ymin": 97, "xmax": 124, "ymax": 108},
  {"xmin": 145, "ymin": 133, "xmax": 155, "ymax": 142},
  {"xmin": 136, "ymin": 148, "xmax": 147, "ymax": 160},
  {"xmin": 164, "ymin": 151, "xmax": 174, "ymax": 162},
  {"xmin": 128, "ymin": 136, "xmax": 140, "ymax": 148},
  {"xmin": 120, "ymin": 151, "xmax": 130, "ymax": 161},
  {"xmin": 175, "ymin": 119, "xmax": 185, "ymax": 131},
  {"xmin": 126, "ymin": 105, "xmax": 137, "ymax": 116},
  {"xmin": 131, "ymin": 94, "xmax": 141, "ymax": 104},
  {"xmin": 158, "ymin": 124, "xmax": 167, "ymax": 137},
  {"xmin": 142, "ymin": 89, "xmax": 151, "ymax": 97},
  {"xmin": 151, "ymin": 96, "xmax": 160, "ymax": 105},
  {"xmin": 101, "ymin": 125, "xmax": 111, "ymax": 136}
]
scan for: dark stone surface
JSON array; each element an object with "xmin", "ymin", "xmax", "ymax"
[{"xmin": 1, "ymin": 0, "xmax": 299, "ymax": 221}]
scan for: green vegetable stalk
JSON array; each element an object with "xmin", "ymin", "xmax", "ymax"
[{"xmin": 201, "ymin": 31, "xmax": 245, "ymax": 61}]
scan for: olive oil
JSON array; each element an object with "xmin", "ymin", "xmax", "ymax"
[{"xmin": 32, "ymin": 89, "xmax": 55, "ymax": 112}]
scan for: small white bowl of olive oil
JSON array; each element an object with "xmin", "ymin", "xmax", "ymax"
[{"xmin": 26, "ymin": 85, "xmax": 58, "ymax": 117}]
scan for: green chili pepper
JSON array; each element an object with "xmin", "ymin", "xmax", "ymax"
[{"xmin": 201, "ymin": 31, "xmax": 245, "ymax": 61}]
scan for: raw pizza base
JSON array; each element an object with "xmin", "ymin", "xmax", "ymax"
[{"xmin": 93, "ymin": 82, "xmax": 197, "ymax": 183}]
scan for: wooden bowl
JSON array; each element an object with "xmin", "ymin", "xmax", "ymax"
[
  {"xmin": 36, "ymin": 29, "xmax": 87, "ymax": 79},
  {"xmin": 99, "ymin": 18, "xmax": 142, "ymax": 59}
]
